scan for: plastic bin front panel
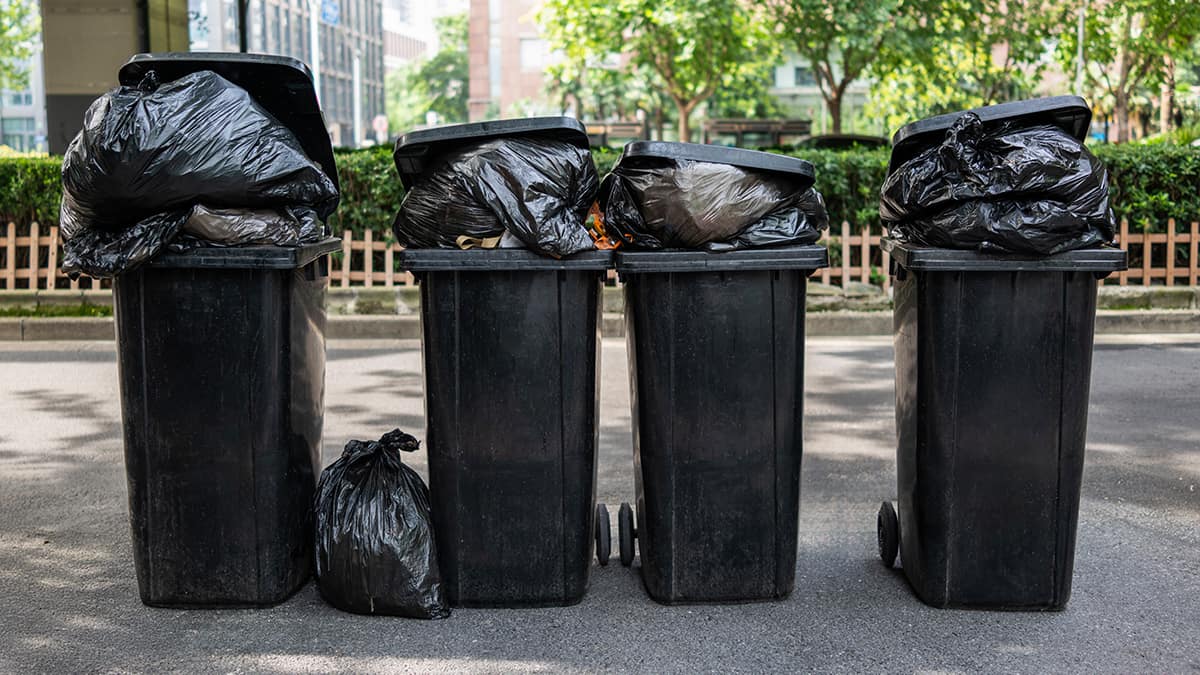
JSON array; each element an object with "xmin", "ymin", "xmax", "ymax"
[
  {"xmin": 114, "ymin": 261, "xmax": 328, "ymax": 607},
  {"xmin": 626, "ymin": 269, "xmax": 806, "ymax": 604},
  {"xmin": 893, "ymin": 267, "xmax": 1097, "ymax": 609},
  {"xmin": 419, "ymin": 268, "xmax": 601, "ymax": 607}
]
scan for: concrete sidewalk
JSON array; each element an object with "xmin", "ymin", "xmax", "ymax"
[{"xmin": 0, "ymin": 336, "xmax": 1196, "ymax": 672}]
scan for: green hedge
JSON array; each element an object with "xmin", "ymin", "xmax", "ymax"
[
  {"xmin": 328, "ymin": 146, "xmax": 406, "ymax": 238},
  {"xmin": 1090, "ymin": 145, "xmax": 1200, "ymax": 229},
  {"xmin": 0, "ymin": 157, "xmax": 65, "ymax": 225},
  {"xmin": 4, "ymin": 145, "xmax": 1198, "ymax": 236}
]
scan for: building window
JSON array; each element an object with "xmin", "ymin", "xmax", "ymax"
[
  {"xmin": 2, "ymin": 117, "xmax": 36, "ymax": 151},
  {"xmin": 794, "ymin": 67, "xmax": 817, "ymax": 87},
  {"xmin": 8, "ymin": 91, "xmax": 32, "ymax": 106},
  {"xmin": 384, "ymin": 0, "xmax": 408, "ymax": 24},
  {"xmin": 2, "ymin": 118, "xmax": 35, "ymax": 133}
]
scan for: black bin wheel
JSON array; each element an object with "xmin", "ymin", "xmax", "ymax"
[
  {"xmin": 618, "ymin": 502, "xmax": 636, "ymax": 567},
  {"xmin": 595, "ymin": 503, "xmax": 611, "ymax": 566},
  {"xmin": 877, "ymin": 501, "xmax": 900, "ymax": 569}
]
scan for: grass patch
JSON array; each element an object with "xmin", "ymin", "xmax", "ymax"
[{"xmin": 0, "ymin": 305, "xmax": 113, "ymax": 317}]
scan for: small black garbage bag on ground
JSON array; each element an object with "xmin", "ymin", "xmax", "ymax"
[
  {"xmin": 599, "ymin": 160, "xmax": 829, "ymax": 251},
  {"xmin": 392, "ymin": 137, "xmax": 599, "ymax": 258},
  {"xmin": 314, "ymin": 429, "xmax": 450, "ymax": 619},
  {"xmin": 60, "ymin": 70, "xmax": 339, "ymax": 277},
  {"xmin": 879, "ymin": 112, "xmax": 1115, "ymax": 255}
]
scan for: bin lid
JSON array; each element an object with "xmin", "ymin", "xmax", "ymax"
[
  {"xmin": 148, "ymin": 237, "xmax": 342, "ymax": 270},
  {"xmin": 883, "ymin": 238, "xmax": 1127, "ymax": 273},
  {"xmin": 393, "ymin": 117, "xmax": 591, "ymax": 189},
  {"xmin": 398, "ymin": 248, "xmax": 613, "ymax": 272},
  {"xmin": 614, "ymin": 141, "xmax": 815, "ymax": 191},
  {"xmin": 887, "ymin": 96, "xmax": 1093, "ymax": 175},
  {"xmin": 615, "ymin": 245, "xmax": 829, "ymax": 274},
  {"xmin": 118, "ymin": 53, "xmax": 339, "ymax": 192}
]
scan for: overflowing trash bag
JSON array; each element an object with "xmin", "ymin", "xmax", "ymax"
[
  {"xmin": 392, "ymin": 137, "xmax": 599, "ymax": 258},
  {"xmin": 169, "ymin": 206, "xmax": 324, "ymax": 252},
  {"xmin": 313, "ymin": 429, "xmax": 450, "ymax": 619},
  {"xmin": 880, "ymin": 112, "xmax": 1115, "ymax": 255},
  {"xmin": 60, "ymin": 70, "xmax": 339, "ymax": 277},
  {"xmin": 599, "ymin": 160, "xmax": 829, "ymax": 251}
]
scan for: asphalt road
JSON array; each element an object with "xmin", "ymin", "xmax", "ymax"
[{"xmin": 0, "ymin": 336, "xmax": 1197, "ymax": 673}]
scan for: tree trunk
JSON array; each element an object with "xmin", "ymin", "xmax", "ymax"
[
  {"xmin": 676, "ymin": 99, "xmax": 696, "ymax": 143},
  {"xmin": 1113, "ymin": 7, "xmax": 1133, "ymax": 143},
  {"xmin": 828, "ymin": 90, "xmax": 843, "ymax": 134},
  {"xmin": 654, "ymin": 106, "xmax": 664, "ymax": 141},
  {"xmin": 1160, "ymin": 53, "xmax": 1176, "ymax": 136},
  {"xmin": 1114, "ymin": 91, "xmax": 1130, "ymax": 143}
]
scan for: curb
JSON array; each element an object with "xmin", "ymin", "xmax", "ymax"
[
  {"xmin": 0, "ymin": 317, "xmax": 117, "ymax": 341},
  {"xmin": 327, "ymin": 315, "xmax": 422, "ymax": 340},
  {"xmin": 5, "ymin": 310, "xmax": 1200, "ymax": 341},
  {"xmin": 1094, "ymin": 309, "xmax": 1200, "ymax": 333}
]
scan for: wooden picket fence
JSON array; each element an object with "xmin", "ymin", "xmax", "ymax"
[
  {"xmin": 4, "ymin": 219, "xmax": 1200, "ymax": 291},
  {"xmin": 0, "ymin": 222, "xmax": 110, "ymax": 291}
]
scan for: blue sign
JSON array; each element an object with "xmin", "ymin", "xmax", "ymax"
[{"xmin": 321, "ymin": 0, "xmax": 340, "ymax": 25}]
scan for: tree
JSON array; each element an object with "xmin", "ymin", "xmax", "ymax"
[
  {"xmin": 544, "ymin": 59, "xmax": 641, "ymax": 121},
  {"xmin": 538, "ymin": 0, "xmax": 772, "ymax": 142},
  {"xmin": 385, "ymin": 63, "xmax": 430, "ymax": 133},
  {"xmin": 1057, "ymin": 0, "xmax": 1200, "ymax": 142},
  {"xmin": 866, "ymin": 0, "xmax": 1065, "ymax": 134},
  {"xmin": 707, "ymin": 59, "xmax": 783, "ymax": 119},
  {"xmin": 0, "ymin": 0, "xmax": 40, "ymax": 91},
  {"xmin": 385, "ymin": 13, "xmax": 468, "ymax": 133},
  {"xmin": 771, "ymin": 0, "xmax": 912, "ymax": 134}
]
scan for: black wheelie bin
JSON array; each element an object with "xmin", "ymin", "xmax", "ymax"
[
  {"xmin": 109, "ymin": 54, "xmax": 340, "ymax": 607},
  {"xmin": 607, "ymin": 142, "xmax": 829, "ymax": 604},
  {"xmin": 874, "ymin": 97, "xmax": 1128, "ymax": 610},
  {"xmin": 394, "ymin": 118, "xmax": 611, "ymax": 607}
]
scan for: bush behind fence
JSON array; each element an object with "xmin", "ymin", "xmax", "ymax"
[
  {"xmin": 5, "ymin": 144, "xmax": 1200, "ymax": 237},
  {"xmin": 3, "ymin": 145, "xmax": 1199, "ymax": 288}
]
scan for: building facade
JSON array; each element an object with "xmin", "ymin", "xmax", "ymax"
[
  {"xmin": 383, "ymin": 0, "xmax": 428, "ymax": 73},
  {"xmin": 467, "ymin": 0, "xmax": 556, "ymax": 120},
  {"xmin": 188, "ymin": 0, "xmax": 385, "ymax": 146},
  {"xmin": 1, "ymin": 57, "xmax": 48, "ymax": 153},
  {"xmin": 41, "ymin": 0, "xmax": 191, "ymax": 153}
]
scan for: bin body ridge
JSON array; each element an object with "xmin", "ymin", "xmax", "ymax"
[
  {"xmin": 417, "ymin": 262, "xmax": 602, "ymax": 607},
  {"xmin": 115, "ymin": 257, "xmax": 329, "ymax": 607},
  {"xmin": 893, "ymin": 265, "xmax": 1099, "ymax": 609}
]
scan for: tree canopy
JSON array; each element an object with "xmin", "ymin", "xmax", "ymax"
[
  {"xmin": 866, "ymin": 0, "xmax": 1066, "ymax": 134},
  {"xmin": 385, "ymin": 13, "xmax": 469, "ymax": 135},
  {"xmin": 538, "ymin": 0, "xmax": 774, "ymax": 141},
  {"xmin": 0, "ymin": 0, "xmax": 40, "ymax": 92},
  {"xmin": 1057, "ymin": 0, "xmax": 1200, "ymax": 142},
  {"xmin": 770, "ymin": 0, "xmax": 911, "ymax": 134},
  {"xmin": 533, "ymin": 0, "xmax": 1200, "ymax": 143}
]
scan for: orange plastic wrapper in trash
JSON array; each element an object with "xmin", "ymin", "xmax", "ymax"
[{"xmin": 587, "ymin": 202, "xmax": 620, "ymax": 250}]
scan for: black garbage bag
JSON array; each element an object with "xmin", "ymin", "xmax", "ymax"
[
  {"xmin": 168, "ymin": 206, "xmax": 325, "ymax": 252},
  {"xmin": 393, "ymin": 137, "xmax": 599, "ymax": 258},
  {"xmin": 60, "ymin": 69, "xmax": 339, "ymax": 277},
  {"xmin": 314, "ymin": 429, "xmax": 450, "ymax": 619},
  {"xmin": 59, "ymin": 209, "xmax": 192, "ymax": 279},
  {"xmin": 599, "ymin": 159, "xmax": 829, "ymax": 251},
  {"xmin": 880, "ymin": 112, "xmax": 1115, "ymax": 255}
]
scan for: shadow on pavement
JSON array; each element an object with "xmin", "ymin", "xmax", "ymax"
[{"xmin": 0, "ymin": 339, "xmax": 1195, "ymax": 672}]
